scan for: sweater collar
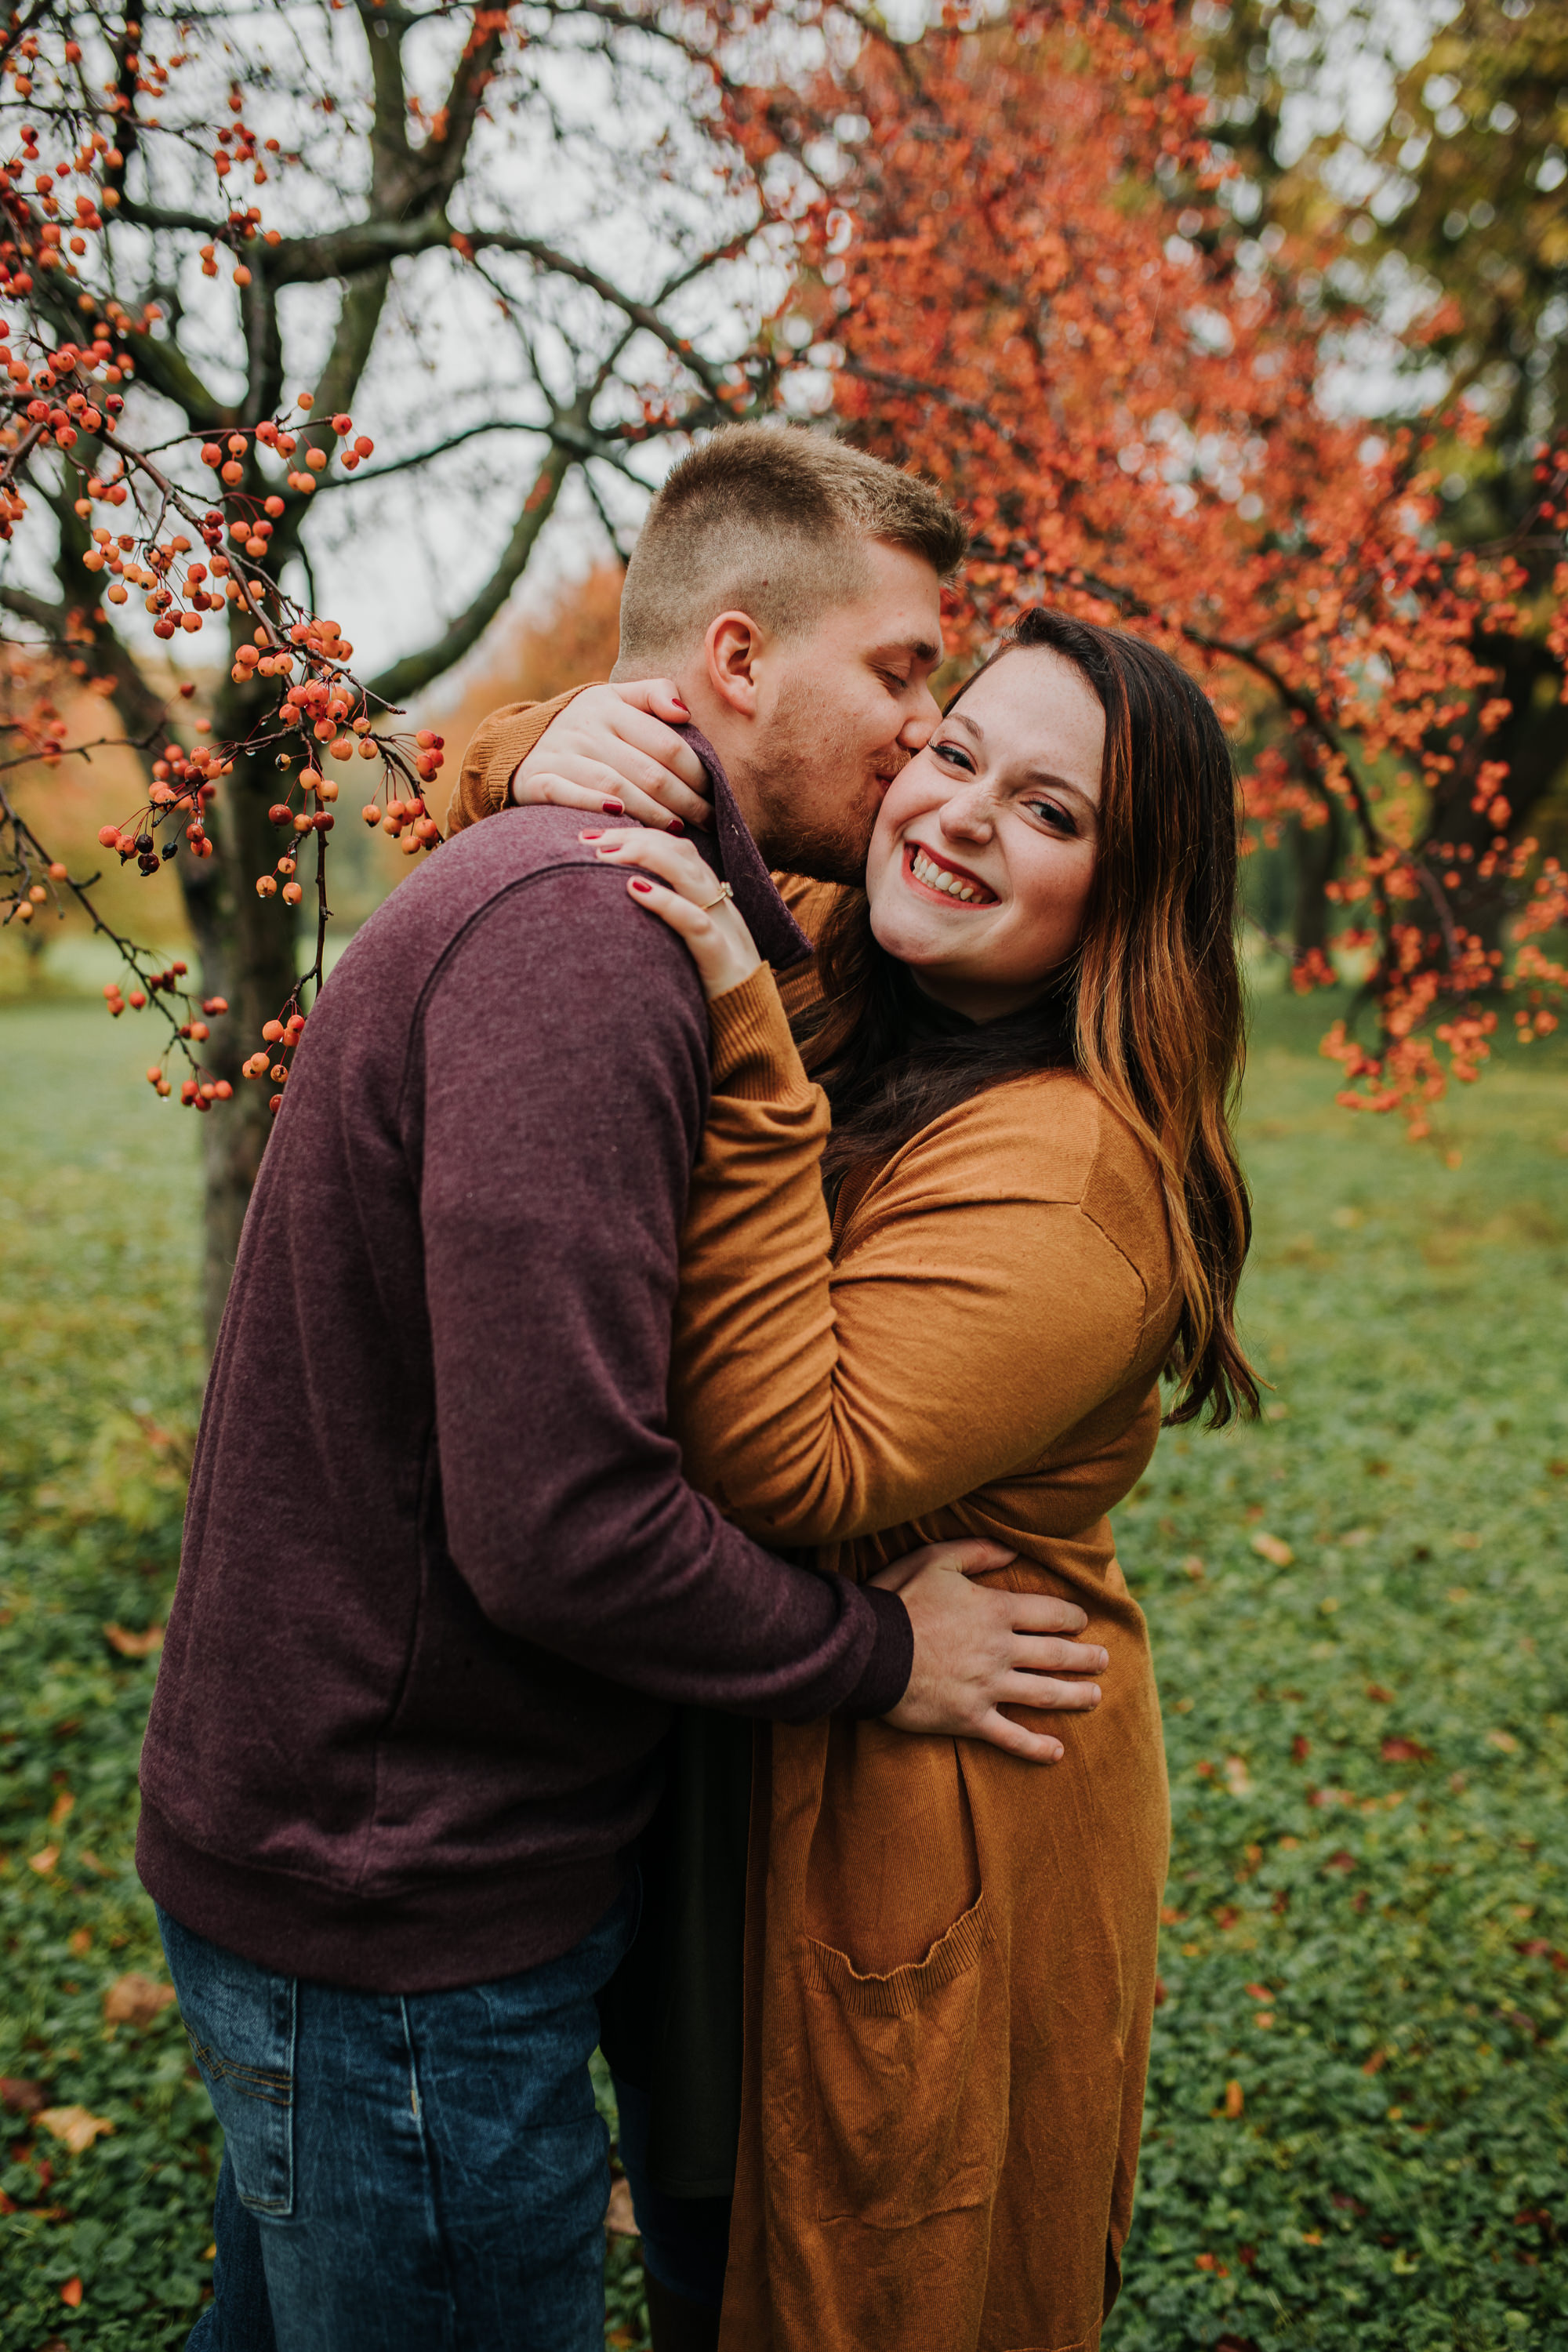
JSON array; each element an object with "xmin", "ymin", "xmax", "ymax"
[{"xmin": 676, "ymin": 721, "xmax": 815, "ymax": 975}]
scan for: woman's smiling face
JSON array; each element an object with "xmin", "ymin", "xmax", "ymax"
[{"xmin": 863, "ymin": 645, "xmax": 1105, "ymax": 1022}]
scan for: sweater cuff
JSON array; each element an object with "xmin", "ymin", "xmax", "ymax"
[
  {"xmin": 839, "ymin": 1584, "xmax": 914, "ymax": 1719},
  {"xmin": 706, "ymin": 965, "xmax": 817, "ymax": 1105}
]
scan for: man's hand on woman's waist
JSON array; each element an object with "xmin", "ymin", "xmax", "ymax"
[{"xmin": 876, "ymin": 1539, "xmax": 1106, "ymax": 1764}]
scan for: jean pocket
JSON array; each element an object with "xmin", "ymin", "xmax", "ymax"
[
  {"xmin": 158, "ymin": 1908, "xmax": 296, "ymax": 2217},
  {"xmin": 802, "ymin": 1891, "xmax": 1009, "ymax": 2227}
]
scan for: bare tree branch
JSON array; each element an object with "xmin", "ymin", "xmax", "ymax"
[{"xmin": 366, "ymin": 445, "xmax": 572, "ymax": 707}]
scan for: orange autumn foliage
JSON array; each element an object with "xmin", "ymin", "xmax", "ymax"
[{"xmin": 731, "ymin": 0, "xmax": 1568, "ymax": 1133}]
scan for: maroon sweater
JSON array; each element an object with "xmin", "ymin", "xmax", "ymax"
[{"xmin": 138, "ymin": 767, "xmax": 910, "ymax": 1993}]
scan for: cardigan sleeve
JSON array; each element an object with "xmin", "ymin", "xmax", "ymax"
[
  {"xmin": 442, "ymin": 685, "xmax": 594, "ymax": 836},
  {"xmin": 673, "ymin": 967, "xmax": 1153, "ymax": 1547}
]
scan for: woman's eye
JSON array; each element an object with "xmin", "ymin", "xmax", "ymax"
[
  {"xmin": 934, "ymin": 739, "xmax": 975, "ymax": 772},
  {"xmin": 1028, "ymin": 800, "xmax": 1076, "ymax": 833}
]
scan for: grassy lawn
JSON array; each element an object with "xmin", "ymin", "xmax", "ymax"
[{"xmin": 2, "ymin": 989, "xmax": 1565, "ymax": 2349}]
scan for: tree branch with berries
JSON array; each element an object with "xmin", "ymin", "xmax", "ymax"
[{"xmin": 0, "ymin": 0, "xmax": 815, "ymax": 1338}]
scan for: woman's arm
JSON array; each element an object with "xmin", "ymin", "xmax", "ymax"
[
  {"xmin": 443, "ymin": 691, "xmax": 587, "ymax": 835},
  {"xmin": 587, "ymin": 822, "xmax": 1159, "ymax": 1551},
  {"xmin": 444, "ymin": 683, "xmax": 710, "ymax": 837},
  {"xmin": 673, "ymin": 969, "xmax": 1153, "ymax": 1548}
]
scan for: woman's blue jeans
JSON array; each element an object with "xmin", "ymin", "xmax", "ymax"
[{"xmin": 158, "ymin": 1893, "xmax": 633, "ymax": 2352}]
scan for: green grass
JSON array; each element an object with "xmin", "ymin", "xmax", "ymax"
[{"xmin": 2, "ymin": 990, "xmax": 1566, "ymax": 2350}]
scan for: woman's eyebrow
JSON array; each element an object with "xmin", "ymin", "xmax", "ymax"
[{"xmin": 1018, "ymin": 765, "xmax": 1100, "ymax": 813}]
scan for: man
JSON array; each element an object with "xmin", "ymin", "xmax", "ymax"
[{"xmin": 140, "ymin": 425, "xmax": 1101, "ymax": 2352}]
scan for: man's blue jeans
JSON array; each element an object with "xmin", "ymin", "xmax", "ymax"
[{"xmin": 157, "ymin": 1893, "xmax": 633, "ymax": 2352}]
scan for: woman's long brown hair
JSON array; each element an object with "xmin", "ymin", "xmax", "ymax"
[{"xmin": 793, "ymin": 605, "xmax": 1260, "ymax": 1428}]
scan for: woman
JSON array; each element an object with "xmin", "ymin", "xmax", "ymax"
[{"xmin": 575, "ymin": 608, "xmax": 1258, "ymax": 2352}]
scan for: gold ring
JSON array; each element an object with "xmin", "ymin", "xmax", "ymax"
[{"xmin": 699, "ymin": 882, "xmax": 734, "ymax": 913}]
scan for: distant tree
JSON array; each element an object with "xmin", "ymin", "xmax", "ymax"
[
  {"xmin": 1193, "ymin": 0, "xmax": 1568, "ymax": 962},
  {"xmin": 744, "ymin": 0, "xmax": 1567, "ymax": 1120}
]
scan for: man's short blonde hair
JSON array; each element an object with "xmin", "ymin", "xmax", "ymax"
[{"xmin": 613, "ymin": 426, "xmax": 967, "ymax": 675}]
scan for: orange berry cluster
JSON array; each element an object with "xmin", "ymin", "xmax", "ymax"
[{"xmin": 242, "ymin": 1005, "xmax": 307, "ymax": 1114}]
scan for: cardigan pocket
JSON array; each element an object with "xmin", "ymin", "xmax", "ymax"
[{"xmin": 801, "ymin": 1890, "xmax": 1009, "ymax": 2227}]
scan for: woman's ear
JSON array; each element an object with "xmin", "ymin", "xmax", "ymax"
[{"xmin": 704, "ymin": 610, "xmax": 767, "ymax": 718}]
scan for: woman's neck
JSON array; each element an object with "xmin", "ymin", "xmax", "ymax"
[{"xmin": 906, "ymin": 964, "xmax": 1066, "ymax": 1025}]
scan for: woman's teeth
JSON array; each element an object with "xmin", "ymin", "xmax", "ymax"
[{"xmin": 910, "ymin": 845, "xmax": 991, "ymax": 903}]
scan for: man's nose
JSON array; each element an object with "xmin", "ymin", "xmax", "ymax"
[{"xmin": 897, "ymin": 681, "xmax": 942, "ymax": 750}]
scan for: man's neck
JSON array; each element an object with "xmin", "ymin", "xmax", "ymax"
[{"xmin": 673, "ymin": 681, "xmax": 771, "ymax": 853}]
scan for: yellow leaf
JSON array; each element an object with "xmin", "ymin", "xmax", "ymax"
[
  {"xmin": 1250, "ymin": 1532, "xmax": 1294, "ymax": 1567},
  {"xmin": 103, "ymin": 1621, "xmax": 164, "ymax": 1658},
  {"xmin": 36, "ymin": 2104, "xmax": 114, "ymax": 2155},
  {"xmin": 103, "ymin": 1973, "xmax": 178, "ymax": 2029}
]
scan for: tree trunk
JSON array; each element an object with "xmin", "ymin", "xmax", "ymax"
[
  {"xmin": 1288, "ymin": 798, "xmax": 1340, "ymax": 978},
  {"xmin": 182, "ymin": 725, "xmax": 299, "ymax": 1350}
]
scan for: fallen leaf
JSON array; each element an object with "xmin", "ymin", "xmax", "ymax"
[
  {"xmin": 60, "ymin": 2276, "xmax": 84, "ymax": 2307},
  {"xmin": 1381, "ymin": 1736, "xmax": 1433, "ymax": 1764},
  {"xmin": 1366, "ymin": 1684, "xmax": 1396, "ymax": 1703},
  {"xmin": 102, "ymin": 1972, "xmax": 177, "ymax": 2029},
  {"xmin": 1223, "ymin": 1755, "xmax": 1253, "ymax": 1797},
  {"xmin": 0, "ymin": 2077, "xmax": 45, "ymax": 2117},
  {"xmin": 604, "ymin": 2174, "xmax": 640, "ymax": 2237},
  {"xmin": 36, "ymin": 2105, "xmax": 114, "ymax": 2155},
  {"xmin": 27, "ymin": 1845, "xmax": 60, "ymax": 1875},
  {"xmin": 1250, "ymin": 1532, "xmax": 1294, "ymax": 1567},
  {"xmin": 1181, "ymin": 1553, "xmax": 1206, "ymax": 1579},
  {"xmin": 47, "ymin": 1791, "xmax": 75, "ymax": 1830},
  {"xmin": 202, "ymin": 2244, "xmax": 217, "ymax": 2260},
  {"xmin": 103, "ymin": 1621, "xmax": 164, "ymax": 1658},
  {"xmin": 1485, "ymin": 1730, "xmax": 1519, "ymax": 1753},
  {"xmin": 1224, "ymin": 2078, "xmax": 1244, "ymax": 2118},
  {"xmin": 67, "ymin": 1929, "xmax": 91, "ymax": 1957}
]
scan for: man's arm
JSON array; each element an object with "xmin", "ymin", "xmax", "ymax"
[{"xmin": 416, "ymin": 858, "xmax": 909, "ymax": 1719}]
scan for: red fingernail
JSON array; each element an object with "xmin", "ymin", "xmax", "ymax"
[
  {"xmin": 666, "ymin": 816, "xmax": 683, "ymax": 834},
  {"xmin": 630, "ymin": 877, "xmax": 653, "ymax": 894},
  {"xmin": 602, "ymin": 797, "xmax": 624, "ymax": 814},
  {"xmin": 579, "ymin": 829, "xmax": 603, "ymax": 840},
  {"xmin": 671, "ymin": 699, "xmax": 689, "ymax": 715}
]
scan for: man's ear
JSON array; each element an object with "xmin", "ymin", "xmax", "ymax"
[{"xmin": 704, "ymin": 611, "xmax": 767, "ymax": 720}]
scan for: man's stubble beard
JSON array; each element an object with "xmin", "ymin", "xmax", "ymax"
[{"xmin": 738, "ymin": 681, "xmax": 906, "ymax": 888}]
